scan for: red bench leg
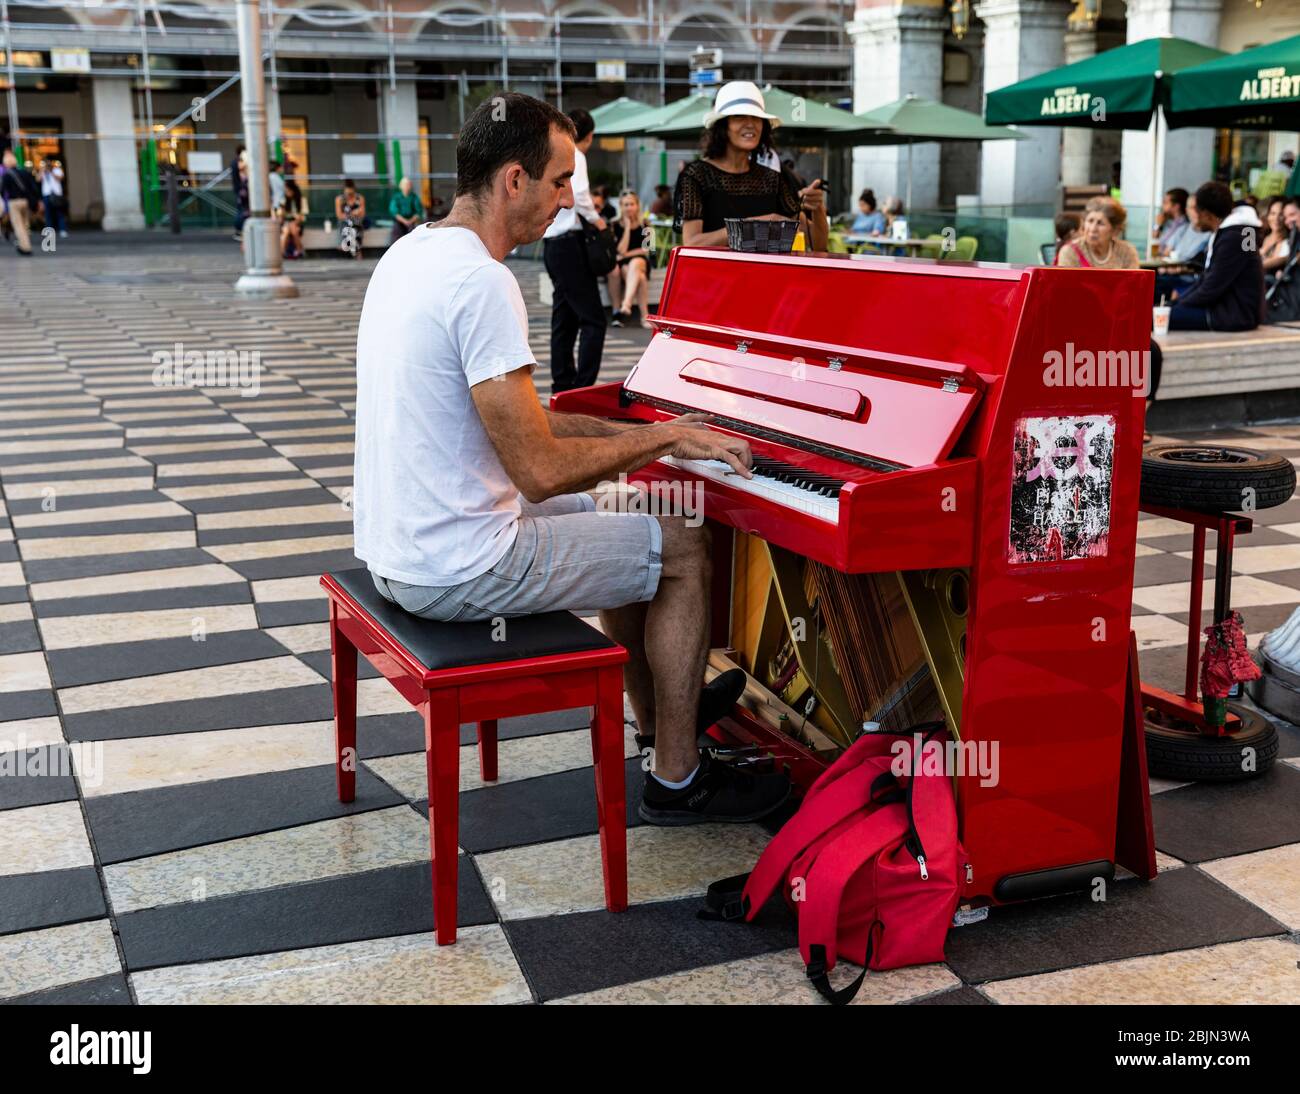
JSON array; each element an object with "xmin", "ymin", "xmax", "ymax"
[
  {"xmin": 425, "ymin": 690, "xmax": 461, "ymax": 944},
  {"xmin": 477, "ymin": 720, "xmax": 498, "ymax": 782},
  {"xmin": 329, "ymin": 600, "xmax": 358, "ymax": 803},
  {"xmin": 592, "ymin": 664, "xmax": 628, "ymax": 913}
]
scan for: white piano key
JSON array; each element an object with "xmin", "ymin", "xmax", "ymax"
[{"xmin": 658, "ymin": 456, "xmax": 840, "ymax": 524}]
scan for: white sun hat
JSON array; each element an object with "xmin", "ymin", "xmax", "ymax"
[{"xmin": 703, "ymin": 81, "xmax": 781, "ymax": 128}]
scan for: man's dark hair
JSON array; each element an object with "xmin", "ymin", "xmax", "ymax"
[
  {"xmin": 1166, "ymin": 187, "xmax": 1188, "ymax": 215},
  {"xmin": 569, "ymin": 108, "xmax": 595, "ymax": 143},
  {"xmin": 701, "ymin": 117, "xmax": 776, "ymax": 163},
  {"xmin": 455, "ymin": 91, "xmax": 576, "ymax": 199},
  {"xmin": 1194, "ymin": 181, "xmax": 1233, "ymax": 220},
  {"xmin": 858, "ymin": 188, "xmax": 877, "ymax": 211}
]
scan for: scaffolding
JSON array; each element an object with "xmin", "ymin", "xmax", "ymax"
[{"xmin": 0, "ymin": 0, "xmax": 855, "ymax": 226}]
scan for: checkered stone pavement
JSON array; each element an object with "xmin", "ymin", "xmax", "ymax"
[{"xmin": 0, "ymin": 237, "xmax": 1298, "ymax": 1005}]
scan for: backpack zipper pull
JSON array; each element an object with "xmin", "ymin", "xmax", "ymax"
[
  {"xmin": 917, "ymin": 854, "xmax": 929, "ymax": 881},
  {"xmin": 965, "ymin": 863, "xmax": 973, "ymax": 885}
]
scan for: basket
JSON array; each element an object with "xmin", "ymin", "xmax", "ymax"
[{"xmin": 724, "ymin": 217, "xmax": 799, "ymax": 254}]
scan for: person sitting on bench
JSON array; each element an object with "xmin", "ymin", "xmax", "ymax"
[
  {"xmin": 353, "ymin": 91, "xmax": 791, "ymax": 826},
  {"xmin": 1167, "ymin": 182, "xmax": 1264, "ymax": 332}
]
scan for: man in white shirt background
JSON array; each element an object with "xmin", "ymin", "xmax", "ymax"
[
  {"xmin": 352, "ymin": 92, "xmax": 792, "ymax": 826},
  {"xmin": 541, "ymin": 108, "xmax": 607, "ymax": 395}
]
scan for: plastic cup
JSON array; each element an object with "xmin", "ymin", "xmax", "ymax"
[{"xmin": 1152, "ymin": 305, "xmax": 1171, "ymax": 336}]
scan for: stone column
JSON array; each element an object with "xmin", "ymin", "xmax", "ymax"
[
  {"xmin": 1061, "ymin": 21, "xmax": 1098, "ymax": 187},
  {"xmin": 380, "ymin": 70, "xmax": 420, "ymax": 189},
  {"xmin": 847, "ymin": 2, "xmax": 947, "ymax": 211},
  {"xmin": 975, "ymin": 0, "xmax": 1074, "ymax": 207},
  {"xmin": 91, "ymin": 76, "xmax": 145, "ymax": 231},
  {"xmin": 1120, "ymin": 0, "xmax": 1223, "ymax": 244}
]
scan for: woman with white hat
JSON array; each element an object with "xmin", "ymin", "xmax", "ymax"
[{"xmin": 673, "ymin": 81, "xmax": 828, "ymax": 252}]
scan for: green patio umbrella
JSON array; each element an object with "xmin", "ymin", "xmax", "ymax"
[
  {"xmin": 643, "ymin": 86, "xmax": 874, "ymax": 139},
  {"xmin": 1168, "ymin": 33, "xmax": 1300, "ymax": 130},
  {"xmin": 984, "ymin": 37, "xmax": 1227, "ymax": 253},
  {"xmin": 986, "ymin": 36, "xmax": 1225, "ymax": 130},
  {"xmin": 595, "ymin": 93, "xmax": 716, "ymax": 137},
  {"xmin": 589, "ymin": 97, "xmax": 658, "ymax": 132},
  {"xmin": 854, "ymin": 95, "xmax": 1026, "ymax": 209}
]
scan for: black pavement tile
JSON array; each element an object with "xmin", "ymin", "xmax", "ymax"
[
  {"xmin": 0, "ymin": 542, "xmax": 17, "ymax": 562},
  {"xmin": 116, "ymin": 859, "xmax": 494, "ymax": 971},
  {"xmin": 1, "ymin": 974, "xmax": 131, "ymax": 1006},
  {"xmin": 34, "ymin": 584, "xmax": 251, "ymax": 618},
  {"xmin": 1133, "ymin": 553, "xmax": 1216, "ymax": 588},
  {"xmin": 228, "ymin": 548, "xmax": 362, "ymax": 581},
  {"xmin": 156, "ymin": 470, "xmax": 313, "ymax": 488},
  {"xmin": 1151, "ymin": 763, "xmax": 1300, "ymax": 862},
  {"xmin": 300, "ymin": 648, "xmax": 382, "ymax": 680},
  {"xmin": 62, "ymin": 682, "xmax": 335, "ymax": 742},
  {"xmin": 0, "ymin": 448, "xmax": 127, "ymax": 469},
  {"xmin": 46, "ymin": 629, "xmax": 289, "ymax": 687},
  {"xmin": 943, "ymin": 868, "xmax": 1287, "ymax": 984},
  {"xmin": 0, "ymin": 586, "xmax": 30, "ymax": 604},
  {"xmin": 7, "ymin": 490, "xmax": 168, "ymax": 515},
  {"xmin": 22, "ymin": 547, "xmax": 218, "ymax": 583},
  {"xmin": 0, "ymin": 867, "xmax": 106, "ymax": 935},
  {"xmin": 0, "ymin": 745, "xmax": 78, "ymax": 811},
  {"xmin": 506, "ymin": 895, "xmax": 797, "ymax": 1002},
  {"xmin": 254, "ymin": 598, "xmax": 330, "ymax": 627},
  {"xmin": 0, "ymin": 465, "xmax": 151, "ymax": 484},
  {"xmin": 1253, "ymin": 568, "xmax": 1300, "ymax": 594},
  {"xmin": 0, "ymin": 619, "xmax": 40, "ymax": 654},
  {"xmin": 13, "ymin": 517, "xmax": 194, "ymax": 539},
  {"xmin": 1168, "ymin": 602, "xmax": 1300, "ymax": 634},
  {"xmin": 178, "ymin": 488, "xmax": 339, "ymax": 515},
  {"xmin": 143, "ymin": 446, "xmax": 277, "ymax": 465},
  {"xmin": 0, "ymin": 689, "xmax": 57, "ymax": 721},
  {"xmin": 1135, "ymin": 642, "xmax": 1199, "ymax": 695},
  {"xmin": 909, "ymin": 985, "xmax": 995, "ymax": 1005},
  {"xmin": 201, "ymin": 522, "xmax": 353, "ymax": 547},
  {"xmin": 356, "ymin": 712, "xmax": 424, "ymax": 759},
  {"xmin": 85, "ymin": 762, "xmax": 404, "ymax": 864},
  {"xmin": 416, "ymin": 757, "xmax": 645, "ymax": 853}
]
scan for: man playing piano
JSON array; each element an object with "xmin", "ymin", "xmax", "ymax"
[{"xmin": 353, "ymin": 92, "xmax": 792, "ymax": 824}]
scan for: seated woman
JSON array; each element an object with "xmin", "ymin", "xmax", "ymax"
[
  {"xmin": 675, "ymin": 81, "xmax": 828, "ymax": 252},
  {"xmin": 1056, "ymin": 197, "xmax": 1140, "ymax": 270},
  {"xmin": 334, "ymin": 179, "xmax": 366, "ymax": 259},
  {"xmin": 850, "ymin": 189, "xmax": 886, "ymax": 235},
  {"xmin": 1261, "ymin": 195, "xmax": 1290, "ymax": 281},
  {"xmin": 279, "ymin": 179, "xmax": 306, "ymax": 260},
  {"xmin": 609, "ymin": 190, "xmax": 653, "ymax": 329}
]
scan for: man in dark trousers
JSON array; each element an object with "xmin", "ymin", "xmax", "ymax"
[
  {"xmin": 1169, "ymin": 181, "xmax": 1264, "ymax": 331},
  {"xmin": 541, "ymin": 108, "xmax": 606, "ymax": 394}
]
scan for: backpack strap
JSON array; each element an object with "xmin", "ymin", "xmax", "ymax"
[
  {"xmin": 739, "ymin": 757, "xmax": 896, "ymax": 920},
  {"xmin": 799, "ymin": 803, "xmax": 909, "ymax": 1004}
]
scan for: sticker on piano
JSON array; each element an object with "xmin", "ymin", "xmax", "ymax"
[{"xmin": 1008, "ymin": 414, "xmax": 1116, "ymax": 564}]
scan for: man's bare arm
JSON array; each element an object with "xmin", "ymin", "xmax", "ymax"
[
  {"xmin": 473, "ymin": 370, "xmax": 751, "ymax": 502},
  {"xmin": 543, "ymin": 408, "xmax": 640, "ymax": 438}
]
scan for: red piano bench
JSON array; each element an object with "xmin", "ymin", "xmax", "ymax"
[{"xmin": 320, "ymin": 568, "xmax": 630, "ymax": 945}]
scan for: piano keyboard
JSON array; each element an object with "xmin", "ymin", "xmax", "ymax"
[{"xmin": 660, "ymin": 453, "xmax": 844, "ymax": 523}]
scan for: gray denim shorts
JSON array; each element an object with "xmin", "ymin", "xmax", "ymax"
[{"xmin": 371, "ymin": 492, "xmax": 663, "ymax": 622}]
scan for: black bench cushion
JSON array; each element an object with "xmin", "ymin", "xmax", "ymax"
[{"xmin": 327, "ymin": 568, "xmax": 618, "ymax": 673}]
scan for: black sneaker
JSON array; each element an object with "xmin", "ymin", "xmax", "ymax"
[
  {"xmin": 639, "ymin": 749, "xmax": 791, "ymax": 826},
  {"xmin": 633, "ymin": 668, "xmax": 747, "ymax": 752}
]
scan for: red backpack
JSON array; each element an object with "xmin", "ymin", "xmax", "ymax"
[{"xmin": 702, "ymin": 724, "xmax": 970, "ymax": 1004}]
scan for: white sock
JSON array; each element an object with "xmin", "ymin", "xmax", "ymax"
[{"xmin": 651, "ymin": 763, "xmax": 700, "ymax": 791}]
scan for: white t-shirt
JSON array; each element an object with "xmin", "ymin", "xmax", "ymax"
[{"xmin": 353, "ymin": 224, "xmax": 535, "ymax": 586}]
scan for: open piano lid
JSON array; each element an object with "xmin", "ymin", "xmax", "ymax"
[{"xmin": 624, "ymin": 248, "xmax": 1004, "ymax": 471}]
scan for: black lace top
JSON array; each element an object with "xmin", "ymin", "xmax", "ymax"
[{"xmin": 673, "ymin": 159, "xmax": 802, "ymax": 233}]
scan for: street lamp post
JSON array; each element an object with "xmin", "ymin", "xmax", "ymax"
[{"xmin": 235, "ymin": 0, "xmax": 297, "ymax": 298}]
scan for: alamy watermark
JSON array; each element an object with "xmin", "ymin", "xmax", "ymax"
[
  {"xmin": 1043, "ymin": 343, "xmax": 1150, "ymax": 397},
  {"xmin": 593, "ymin": 474, "xmax": 704, "ymax": 526},
  {"xmin": 151, "ymin": 341, "xmax": 262, "ymax": 397}
]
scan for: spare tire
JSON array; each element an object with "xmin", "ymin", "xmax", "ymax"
[
  {"xmin": 1145, "ymin": 702, "xmax": 1279, "ymax": 781},
  {"xmin": 1140, "ymin": 443, "xmax": 1296, "ymax": 512}
]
